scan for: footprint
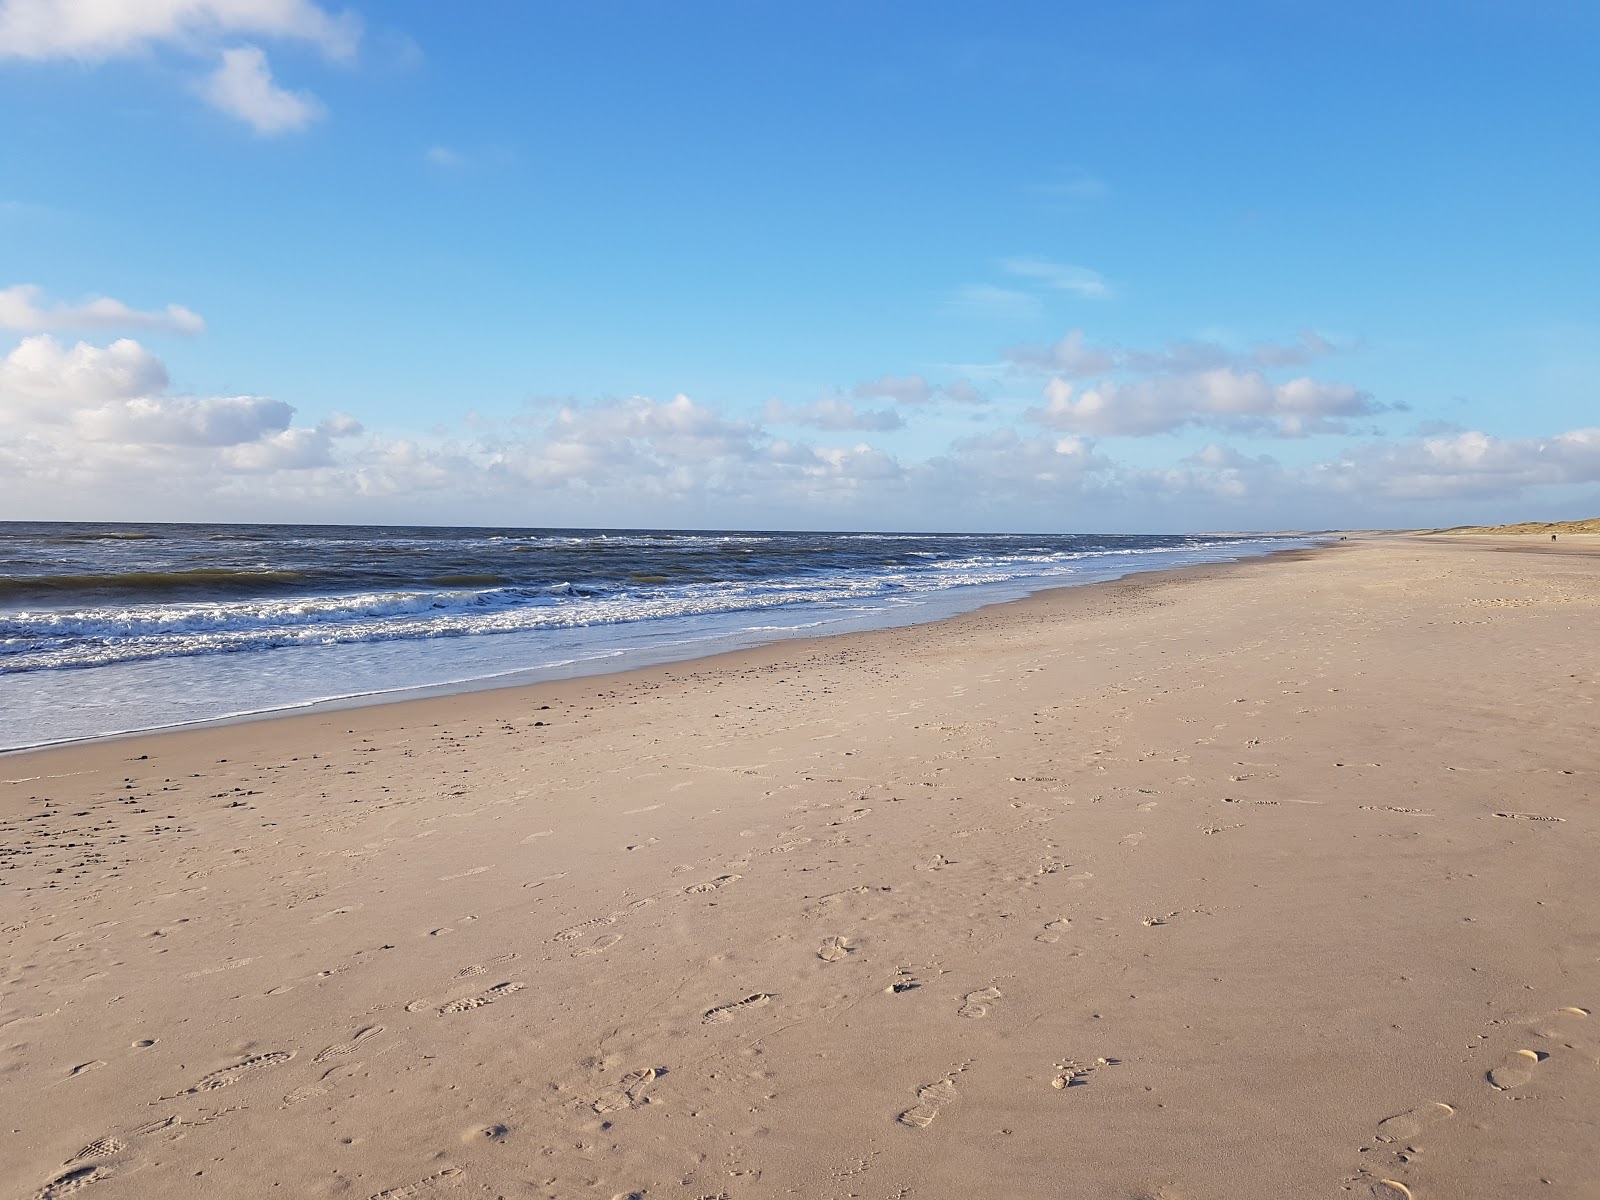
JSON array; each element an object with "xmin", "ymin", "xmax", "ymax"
[
  {"xmin": 553, "ymin": 916, "xmax": 616, "ymax": 942},
  {"xmin": 817, "ymin": 935, "xmax": 855, "ymax": 962},
  {"xmin": 65, "ymin": 1061, "xmax": 106, "ymax": 1079},
  {"xmin": 1374, "ymin": 1101, "xmax": 1455, "ymax": 1144},
  {"xmin": 1487, "ymin": 1048, "xmax": 1545, "ymax": 1090},
  {"xmin": 1035, "ymin": 918, "xmax": 1072, "ymax": 944},
  {"xmin": 897, "ymin": 1076, "xmax": 958, "ymax": 1128},
  {"xmin": 126, "ymin": 1117, "xmax": 180, "ymax": 1137},
  {"xmin": 684, "ymin": 874, "xmax": 741, "ymax": 895},
  {"xmin": 916, "ymin": 854, "xmax": 953, "ymax": 872},
  {"xmin": 171, "ymin": 1051, "xmax": 294, "ymax": 1097},
  {"xmin": 592, "ymin": 1067, "xmax": 663, "ymax": 1114},
  {"xmin": 368, "ymin": 1166, "xmax": 464, "ymax": 1200},
  {"xmin": 66, "ymin": 1139, "xmax": 125, "ymax": 1164},
  {"xmin": 702, "ymin": 993, "xmax": 772, "ymax": 1024},
  {"xmin": 313, "ymin": 1025, "xmax": 384, "ymax": 1063},
  {"xmin": 1493, "ymin": 812, "xmax": 1565, "ymax": 823},
  {"xmin": 283, "ymin": 1062, "xmax": 360, "ymax": 1106},
  {"xmin": 958, "ymin": 987, "xmax": 1001, "ymax": 1019},
  {"xmin": 829, "ymin": 808, "xmax": 871, "ymax": 826},
  {"xmin": 439, "ymin": 982, "xmax": 524, "ymax": 1015},
  {"xmin": 574, "ymin": 933, "xmax": 623, "ymax": 957},
  {"xmin": 35, "ymin": 1165, "xmax": 112, "ymax": 1199}
]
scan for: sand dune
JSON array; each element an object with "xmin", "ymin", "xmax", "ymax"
[
  {"xmin": 3, "ymin": 536, "xmax": 1597, "ymax": 1199},
  {"xmin": 1431, "ymin": 516, "xmax": 1600, "ymax": 535}
]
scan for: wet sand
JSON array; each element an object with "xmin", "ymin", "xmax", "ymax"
[{"xmin": 4, "ymin": 535, "xmax": 1598, "ymax": 1200}]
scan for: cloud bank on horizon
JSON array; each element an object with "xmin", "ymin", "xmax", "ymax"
[{"xmin": 0, "ymin": 0, "xmax": 1596, "ymax": 531}]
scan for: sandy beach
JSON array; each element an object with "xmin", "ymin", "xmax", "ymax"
[{"xmin": 4, "ymin": 535, "xmax": 1597, "ymax": 1200}]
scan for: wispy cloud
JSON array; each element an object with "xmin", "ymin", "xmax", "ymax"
[
  {"xmin": 1001, "ymin": 257, "xmax": 1111, "ymax": 300},
  {"xmin": 764, "ymin": 396, "xmax": 904, "ymax": 432},
  {"xmin": 853, "ymin": 373, "xmax": 989, "ymax": 406},
  {"xmin": 1005, "ymin": 328, "xmax": 1340, "ymax": 377},
  {"xmin": 0, "ymin": 284, "xmax": 204, "ymax": 335},
  {"xmin": 945, "ymin": 284, "xmax": 1041, "ymax": 320}
]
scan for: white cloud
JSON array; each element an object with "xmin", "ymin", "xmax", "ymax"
[
  {"xmin": 0, "ymin": 334, "xmax": 334, "ymax": 489},
  {"xmin": 74, "ymin": 392, "xmax": 292, "ymax": 445},
  {"xmin": 1322, "ymin": 428, "xmax": 1600, "ymax": 501},
  {"xmin": 1025, "ymin": 368, "xmax": 1376, "ymax": 438},
  {"xmin": 200, "ymin": 44, "xmax": 321, "ymax": 133},
  {"xmin": 1005, "ymin": 328, "xmax": 1117, "ymax": 376},
  {"xmin": 852, "ymin": 374, "xmax": 988, "ymax": 406},
  {"xmin": 854, "ymin": 373, "xmax": 932, "ymax": 405},
  {"xmin": 943, "ymin": 379, "xmax": 989, "ymax": 405},
  {"xmin": 1005, "ymin": 328, "xmax": 1337, "ymax": 377},
  {"xmin": 424, "ymin": 145, "xmax": 463, "ymax": 168},
  {"xmin": 764, "ymin": 395, "xmax": 904, "ymax": 432},
  {"xmin": 7, "ymin": 330, "xmax": 1596, "ymax": 530},
  {"xmin": 0, "ymin": 283, "xmax": 205, "ymax": 334},
  {"xmin": 1001, "ymin": 257, "xmax": 1111, "ymax": 300},
  {"xmin": 0, "ymin": 0, "xmax": 358, "ymax": 60},
  {"xmin": 0, "ymin": 0, "xmax": 360, "ymax": 132}
]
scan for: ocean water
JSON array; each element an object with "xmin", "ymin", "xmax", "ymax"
[{"xmin": 0, "ymin": 522, "xmax": 1318, "ymax": 750}]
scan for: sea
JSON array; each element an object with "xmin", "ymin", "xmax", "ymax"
[{"xmin": 0, "ymin": 523, "xmax": 1320, "ymax": 751}]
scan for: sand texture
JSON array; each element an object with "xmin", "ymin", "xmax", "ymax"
[{"xmin": 3, "ymin": 536, "xmax": 1598, "ymax": 1199}]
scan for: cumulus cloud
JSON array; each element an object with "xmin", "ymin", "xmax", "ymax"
[
  {"xmin": 7, "ymin": 327, "xmax": 1597, "ymax": 529},
  {"xmin": 0, "ymin": 283, "xmax": 205, "ymax": 334},
  {"xmin": 1001, "ymin": 257, "xmax": 1111, "ymax": 300},
  {"xmin": 0, "ymin": 333, "xmax": 169, "ymax": 410},
  {"xmin": 200, "ymin": 44, "xmax": 321, "ymax": 133},
  {"xmin": 764, "ymin": 395, "xmax": 904, "ymax": 432},
  {"xmin": 0, "ymin": 0, "xmax": 359, "ymax": 132},
  {"xmin": 1025, "ymin": 368, "xmax": 1377, "ymax": 438},
  {"xmin": 0, "ymin": 0, "xmax": 358, "ymax": 60},
  {"xmin": 1005, "ymin": 328, "xmax": 1117, "ymax": 376},
  {"xmin": 0, "ymin": 334, "xmax": 347, "ymax": 493},
  {"xmin": 1322, "ymin": 428, "xmax": 1600, "ymax": 501}
]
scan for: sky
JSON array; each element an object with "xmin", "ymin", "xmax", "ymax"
[{"xmin": 1, "ymin": 0, "xmax": 1597, "ymax": 532}]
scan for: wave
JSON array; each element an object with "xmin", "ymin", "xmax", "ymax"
[{"xmin": 0, "ymin": 539, "xmax": 1290, "ymax": 674}]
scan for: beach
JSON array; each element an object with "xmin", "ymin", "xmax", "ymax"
[{"xmin": 4, "ymin": 534, "xmax": 1597, "ymax": 1199}]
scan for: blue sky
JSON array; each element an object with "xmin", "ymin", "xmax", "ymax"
[{"xmin": 2, "ymin": 1, "xmax": 1597, "ymax": 531}]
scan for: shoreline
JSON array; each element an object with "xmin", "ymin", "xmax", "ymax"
[
  {"xmin": 1, "ymin": 537, "xmax": 1326, "ymax": 758},
  {"xmin": 5, "ymin": 534, "xmax": 1596, "ymax": 1199}
]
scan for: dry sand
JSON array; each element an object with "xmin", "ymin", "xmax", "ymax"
[{"xmin": 3, "ymin": 536, "xmax": 1598, "ymax": 1200}]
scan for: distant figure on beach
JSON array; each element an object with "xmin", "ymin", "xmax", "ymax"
[{"xmin": 1552, "ymin": 534, "xmax": 1558, "ymax": 541}]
